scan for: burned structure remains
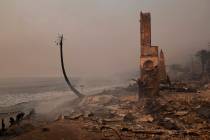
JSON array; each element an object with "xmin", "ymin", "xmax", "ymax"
[
  {"xmin": 139, "ymin": 12, "xmax": 169, "ymax": 97},
  {"xmin": 159, "ymin": 50, "xmax": 170, "ymax": 84}
]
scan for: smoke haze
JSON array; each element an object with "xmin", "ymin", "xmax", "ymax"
[{"xmin": 0, "ymin": 0, "xmax": 209, "ymax": 78}]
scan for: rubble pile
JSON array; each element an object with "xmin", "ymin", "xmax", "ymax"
[
  {"xmin": 1, "ymin": 87, "xmax": 210, "ymax": 140},
  {"xmin": 62, "ymin": 90, "xmax": 210, "ymax": 140}
]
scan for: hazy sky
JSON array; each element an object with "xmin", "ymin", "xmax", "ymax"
[{"xmin": 0, "ymin": 0, "xmax": 209, "ymax": 78}]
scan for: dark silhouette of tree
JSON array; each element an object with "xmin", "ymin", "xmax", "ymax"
[
  {"xmin": 196, "ymin": 49, "xmax": 210, "ymax": 74},
  {"xmin": 57, "ymin": 34, "xmax": 84, "ymax": 98}
]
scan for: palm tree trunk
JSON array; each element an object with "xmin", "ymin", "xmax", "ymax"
[{"xmin": 59, "ymin": 35, "xmax": 84, "ymax": 98}]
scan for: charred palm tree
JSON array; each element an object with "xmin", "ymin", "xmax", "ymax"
[{"xmin": 57, "ymin": 34, "xmax": 84, "ymax": 98}]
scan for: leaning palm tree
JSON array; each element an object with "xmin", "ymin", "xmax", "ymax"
[{"xmin": 57, "ymin": 34, "xmax": 84, "ymax": 98}]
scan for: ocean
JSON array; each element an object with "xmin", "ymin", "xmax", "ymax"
[{"xmin": 0, "ymin": 77, "xmax": 128, "ymax": 120}]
